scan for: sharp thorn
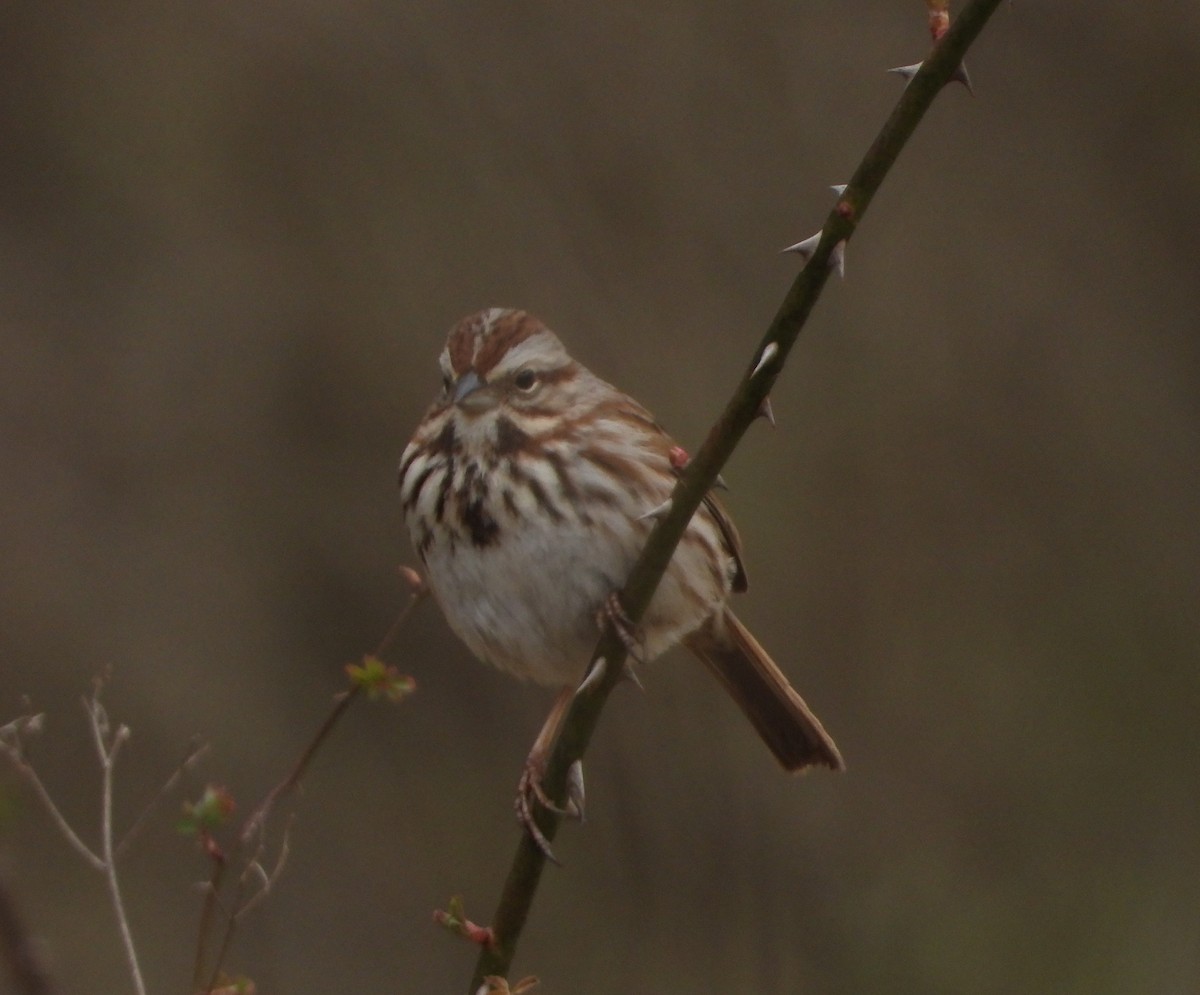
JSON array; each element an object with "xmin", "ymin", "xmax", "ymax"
[
  {"xmin": 752, "ymin": 341, "xmax": 779, "ymax": 378},
  {"xmin": 829, "ymin": 239, "xmax": 846, "ymax": 279},
  {"xmin": 952, "ymin": 61, "xmax": 974, "ymax": 95},
  {"xmin": 565, "ymin": 760, "xmax": 586, "ymax": 822},
  {"xmin": 622, "ymin": 661, "xmax": 645, "ymax": 691},
  {"xmin": 712, "ymin": 473, "xmax": 729, "ymax": 492},
  {"xmin": 780, "ymin": 231, "xmax": 821, "ymax": 261},
  {"xmin": 830, "ymin": 184, "xmax": 848, "ymax": 196},
  {"xmin": 756, "ymin": 395, "xmax": 776, "ymax": 427},
  {"xmin": 637, "ymin": 498, "xmax": 672, "ymax": 522},
  {"xmin": 888, "ymin": 62, "xmax": 923, "ymax": 83},
  {"xmin": 577, "ymin": 656, "xmax": 607, "ymax": 695}
]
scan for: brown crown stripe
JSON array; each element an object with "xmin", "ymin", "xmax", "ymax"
[
  {"xmin": 474, "ymin": 310, "xmax": 545, "ymax": 375},
  {"xmin": 445, "ymin": 309, "xmax": 548, "ymax": 377},
  {"xmin": 446, "ymin": 315, "xmax": 478, "ymax": 375}
]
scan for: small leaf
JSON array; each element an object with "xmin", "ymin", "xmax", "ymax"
[
  {"xmin": 178, "ymin": 784, "xmax": 236, "ymax": 836},
  {"xmin": 434, "ymin": 896, "xmax": 496, "ymax": 949},
  {"xmin": 345, "ymin": 656, "xmax": 416, "ymax": 702}
]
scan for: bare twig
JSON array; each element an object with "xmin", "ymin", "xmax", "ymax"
[
  {"xmin": 0, "ymin": 714, "xmax": 104, "ymax": 872},
  {"xmin": 240, "ymin": 580, "xmax": 427, "ymax": 849},
  {"xmin": 469, "ymin": 1, "xmax": 1006, "ymax": 989},
  {"xmin": 115, "ymin": 739, "xmax": 210, "ymax": 860},
  {"xmin": 85, "ymin": 691, "xmax": 147, "ymax": 995},
  {"xmin": 2, "ymin": 688, "xmax": 215, "ymax": 995},
  {"xmin": 191, "ymin": 853, "xmax": 227, "ymax": 990},
  {"xmin": 193, "ymin": 578, "xmax": 426, "ymax": 990},
  {"xmin": 234, "ymin": 815, "xmax": 293, "ymax": 922}
]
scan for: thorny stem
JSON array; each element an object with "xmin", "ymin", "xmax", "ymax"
[{"xmin": 470, "ymin": 1, "xmax": 1005, "ymax": 989}]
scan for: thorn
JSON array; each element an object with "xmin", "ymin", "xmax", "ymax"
[
  {"xmin": 830, "ymin": 184, "xmax": 847, "ymax": 196},
  {"xmin": 888, "ymin": 62, "xmax": 922, "ymax": 83},
  {"xmin": 712, "ymin": 473, "xmax": 729, "ymax": 491},
  {"xmin": 637, "ymin": 497, "xmax": 672, "ymax": 522},
  {"xmin": 622, "ymin": 661, "xmax": 645, "ymax": 691},
  {"xmin": 752, "ymin": 341, "xmax": 779, "ymax": 378},
  {"xmin": 565, "ymin": 760, "xmax": 585, "ymax": 822},
  {"xmin": 889, "ymin": 60, "xmax": 972, "ymax": 94},
  {"xmin": 756, "ymin": 396, "xmax": 776, "ymax": 427},
  {"xmin": 952, "ymin": 61, "xmax": 974, "ymax": 95},
  {"xmin": 781, "ymin": 231, "xmax": 821, "ymax": 261},
  {"xmin": 829, "ymin": 240, "xmax": 846, "ymax": 279},
  {"xmin": 577, "ymin": 656, "xmax": 607, "ymax": 695}
]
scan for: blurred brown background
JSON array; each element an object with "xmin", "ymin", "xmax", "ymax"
[{"xmin": 1, "ymin": 3, "xmax": 1197, "ymax": 993}]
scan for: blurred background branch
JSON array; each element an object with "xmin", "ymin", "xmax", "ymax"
[{"xmin": 0, "ymin": 876, "xmax": 54, "ymax": 995}]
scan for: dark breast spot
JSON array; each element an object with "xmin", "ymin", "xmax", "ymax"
[{"xmin": 462, "ymin": 497, "xmax": 501, "ymax": 547}]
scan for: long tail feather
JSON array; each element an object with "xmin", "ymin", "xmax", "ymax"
[{"xmin": 685, "ymin": 610, "xmax": 844, "ymax": 773}]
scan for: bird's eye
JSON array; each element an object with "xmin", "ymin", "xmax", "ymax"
[{"xmin": 514, "ymin": 369, "xmax": 538, "ymax": 391}]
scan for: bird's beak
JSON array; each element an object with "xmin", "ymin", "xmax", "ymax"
[{"xmin": 452, "ymin": 370, "xmax": 496, "ymax": 413}]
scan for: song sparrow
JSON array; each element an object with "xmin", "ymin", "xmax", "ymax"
[{"xmin": 398, "ymin": 308, "xmax": 842, "ymax": 820}]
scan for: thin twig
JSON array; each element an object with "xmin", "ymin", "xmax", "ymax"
[
  {"xmin": 86, "ymin": 694, "xmax": 147, "ymax": 995},
  {"xmin": 191, "ymin": 856, "xmax": 226, "ymax": 991},
  {"xmin": 469, "ymin": 2, "xmax": 1006, "ymax": 988},
  {"xmin": 194, "ymin": 582, "xmax": 426, "ymax": 988},
  {"xmin": 195, "ymin": 686, "xmax": 361, "ymax": 993},
  {"xmin": 240, "ymin": 686, "xmax": 360, "ymax": 850},
  {"xmin": 234, "ymin": 815, "xmax": 293, "ymax": 922},
  {"xmin": 114, "ymin": 739, "xmax": 210, "ymax": 860},
  {"xmin": 0, "ymin": 717, "xmax": 104, "ymax": 873},
  {"xmin": 240, "ymin": 584, "xmax": 427, "ymax": 848}
]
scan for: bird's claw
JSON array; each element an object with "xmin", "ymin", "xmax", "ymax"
[
  {"xmin": 515, "ymin": 757, "xmax": 585, "ymax": 864},
  {"xmin": 598, "ymin": 593, "xmax": 646, "ymax": 685}
]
